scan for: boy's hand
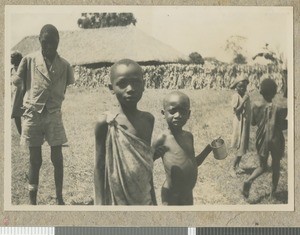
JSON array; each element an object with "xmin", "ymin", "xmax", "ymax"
[
  {"xmin": 153, "ymin": 134, "xmax": 168, "ymax": 160},
  {"xmin": 154, "ymin": 146, "xmax": 169, "ymax": 160}
]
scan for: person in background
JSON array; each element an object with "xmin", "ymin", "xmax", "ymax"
[
  {"xmin": 242, "ymin": 78, "xmax": 287, "ymax": 199},
  {"xmin": 230, "ymin": 75, "xmax": 251, "ymax": 175},
  {"xmin": 11, "ymin": 51, "xmax": 24, "ymax": 135}
]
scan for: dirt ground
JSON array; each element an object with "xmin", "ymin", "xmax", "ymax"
[{"xmin": 10, "ymin": 87, "xmax": 288, "ymax": 206}]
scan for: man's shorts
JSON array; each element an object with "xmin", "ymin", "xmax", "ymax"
[{"xmin": 21, "ymin": 108, "xmax": 67, "ymax": 147}]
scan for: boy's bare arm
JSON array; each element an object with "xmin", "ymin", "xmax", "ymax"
[
  {"xmin": 150, "ymin": 177, "xmax": 157, "ymax": 205},
  {"xmin": 94, "ymin": 115, "xmax": 108, "ymax": 205},
  {"xmin": 145, "ymin": 112, "xmax": 155, "ymax": 139},
  {"xmin": 278, "ymin": 107, "xmax": 288, "ymax": 130},
  {"xmin": 152, "ymin": 133, "xmax": 165, "ymax": 148},
  {"xmin": 195, "ymin": 144, "xmax": 212, "ymax": 167},
  {"xmin": 152, "ymin": 134, "xmax": 168, "ymax": 160},
  {"xmin": 146, "ymin": 112, "xmax": 158, "ymax": 204},
  {"xmin": 186, "ymin": 132, "xmax": 195, "ymax": 158}
]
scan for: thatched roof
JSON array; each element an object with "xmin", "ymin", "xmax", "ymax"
[{"xmin": 12, "ymin": 26, "xmax": 187, "ymax": 66}]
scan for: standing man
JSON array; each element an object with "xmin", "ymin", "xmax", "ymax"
[{"xmin": 13, "ymin": 24, "xmax": 74, "ymax": 205}]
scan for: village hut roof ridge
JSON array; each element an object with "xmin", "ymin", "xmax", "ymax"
[{"xmin": 12, "ymin": 26, "xmax": 188, "ymax": 66}]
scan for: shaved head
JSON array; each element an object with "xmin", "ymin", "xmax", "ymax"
[
  {"xmin": 260, "ymin": 78, "xmax": 277, "ymax": 97},
  {"xmin": 163, "ymin": 91, "xmax": 190, "ymax": 109},
  {"xmin": 110, "ymin": 59, "xmax": 143, "ymax": 83}
]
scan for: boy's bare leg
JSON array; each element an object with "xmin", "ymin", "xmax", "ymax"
[
  {"xmin": 169, "ymin": 166, "xmax": 183, "ymax": 205},
  {"xmin": 270, "ymin": 157, "xmax": 280, "ymax": 198},
  {"xmin": 243, "ymin": 155, "xmax": 268, "ymax": 198},
  {"xmin": 14, "ymin": 117, "xmax": 22, "ymax": 135},
  {"xmin": 233, "ymin": 156, "xmax": 241, "ymax": 168},
  {"xmin": 233, "ymin": 156, "xmax": 245, "ymax": 174},
  {"xmin": 178, "ymin": 190, "xmax": 193, "ymax": 205},
  {"xmin": 150, "ymin": 177, "xmax": 157, "ymax": 205},
  {"xmin": 51, "ymin": 145, "xmax": 64, "ymax": 205},
  {"xmin": 162, "ymin": 187, "xmax": 180, "ymax": 205},
  {"xmin": 185, "ymin": 191, "xmax": 193, "ymax": 205},
  {"xmin": 161, "ymin": 187, "xmax": 169, "ymax": 205},
  {"xmin": 28, "ymin": 146, "xmax": 42, "ymax": 205}
]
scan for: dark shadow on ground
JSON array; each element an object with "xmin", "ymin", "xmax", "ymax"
[
  {"xmin": 274, "ymin": 190, "xmax": 288, "ymax": 203},
  {"xmin": 248, "ymin": 190, "xmax": 288, "ymax": 204},
  {"xmin": 70, "ymin": 199, "xmax": 94, "ymax": 205}
]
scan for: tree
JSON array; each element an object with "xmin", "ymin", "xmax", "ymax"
[
  {"xmin": 224, "ymin": 35, "xmax": 248, "ymax": 64},
  {"xmin": 225, "ymin": 35, "xmax": 247, "ymax": 55},
  {"xmin": 77, "ymin": 13, "xmax": 137, "ymax": 29},
  {"xmin": 189, "ymin": 52, "xmax": 204, "ymax": 65},
  {"xmin": 77, "ymin": 17, "xmax": 91, "ymax": 29},
  {"xmin": 252, "ymin": 43, "xmax": 287, "ymax": 97},
  {"xmin": 252, "ymin": 44, "xmax": 283, "ymax": 65},
  {"xmin": 233, "ymin": 53, "xmax": 247, "ymax": 64}
]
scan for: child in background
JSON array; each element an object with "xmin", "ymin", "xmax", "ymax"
[
  {"xmin": 242, "ymin": 78, "xmax": 287, "ymax": 199},
  {"xmin": 230, "ymin": 75, "xmax": 251, "ymax": 174},
  {"xmin": 94, "ymin": 59, "xmax": 156, "ymax": 205},
  {"xmin": 11, "ymin": 51, "xmax": 24, "ymax": 135},
  {"xmin": 153, "ymin": 91, "xmax": 198, "ymax": 205}
]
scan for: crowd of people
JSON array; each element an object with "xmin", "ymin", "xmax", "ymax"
[{"xmin": 73, "ymin": 63, "xmax": 286, "ymax": 93}]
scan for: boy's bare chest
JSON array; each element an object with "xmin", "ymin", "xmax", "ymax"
[
  {"xmin": 164, "ymin": 134, "xmax": 193, "ymax": 158},
  {"xmin": 163, "ymin": 136, "xmax": 196, "ymax": 174},
  {"xmin": 116, "ymin": 115, "xmax": 152, "ymax": 144}
]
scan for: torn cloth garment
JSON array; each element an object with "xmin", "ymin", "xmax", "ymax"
[
  {"xmin": 104, "ymin": 113, "xmax": 154, "ymax": 205},
  {"xmin": 253, "ymin": 102, "xmax": 286, "ymax": 159}
]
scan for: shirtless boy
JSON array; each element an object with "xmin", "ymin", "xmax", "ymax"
[
  {"xmin": 94, "ymin": 59, "xmax": 156, "ymax": 205},
  {"xmin": 153, "ymin": 91, "xmax": 198, "ymax": 205}
]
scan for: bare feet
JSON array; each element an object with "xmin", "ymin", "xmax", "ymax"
[
  {"xmin": 235, "ymin": 167, "xmax": 245, "ymax": 174},
  {"xmin": 269, "ymin": 191, "xmax": 276, "ymax": 201},
  {"xmin": 242, "ymin": 181, "xmax": 251, "ymax": 198},
  {"xmin": 56, "ymin": 197, "xmax": 65, "ymax": 205},
  {"xmin": 29, "ymin": 190, "xmax": 37, "ymax": 205},
  {"xmin": 229, "ymin": 168, "xmax": 237, "ymax": 178}
]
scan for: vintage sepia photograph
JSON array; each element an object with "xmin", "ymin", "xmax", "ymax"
[{"xmin": 4, "ymin": 5, "xmax": 293, "ymax": 211}]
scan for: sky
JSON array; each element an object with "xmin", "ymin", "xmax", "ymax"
[{"xmin": 6, "ymin": 5, "xmax": 292, "ymax": 63}]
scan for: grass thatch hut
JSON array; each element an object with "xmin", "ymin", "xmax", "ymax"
[{"xmin": 12, "ymin": 26, "xmax": 187, "ymax": 67}]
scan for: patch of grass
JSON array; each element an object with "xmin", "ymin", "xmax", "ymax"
[{"xmin": 11, "ymin": 87, "xmax": 288, "ymax": 205}]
